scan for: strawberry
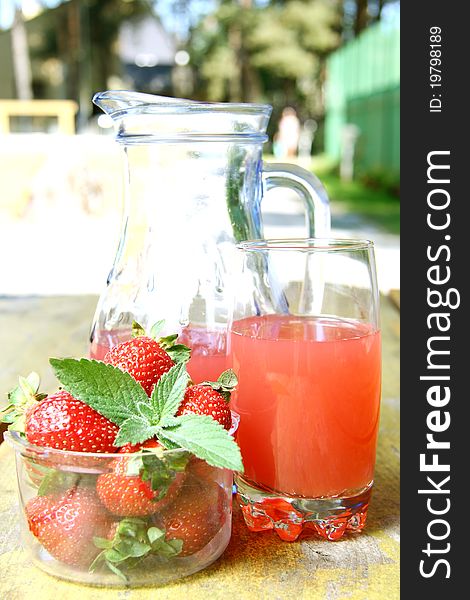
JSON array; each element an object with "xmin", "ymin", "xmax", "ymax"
[
  {"xmin": 96, "ymin": 443, "xmax": 187, "ymax": 517},
  {"xmin": 104, "ymin": 336, "xmax": 174, "ymax": 396},
  {"xmin": 177, "ymin": 385, "xmax": 232, "ymax": 430},
  {"xmin": 157, "ymin": 475, "xmax": 228, "ymax": 556},
  {"xmin": 176, "ymin": 370, "xmax": 237, "ymax": 431},
  {"xmin": 26, "ymin": 487, "xmax": 114, "ymax": 567},
  {"xmin": 25, "ymin": 390, "xmax": 119, "ymax": 453}
]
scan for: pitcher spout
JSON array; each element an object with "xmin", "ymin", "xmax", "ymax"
[
  {"xmin": 93, "ymin": 90, "xmax": 272, "ymax": 141},
  {"xmin": 92, "ymin": 90, "xmax": 193, "ymax": 118}
]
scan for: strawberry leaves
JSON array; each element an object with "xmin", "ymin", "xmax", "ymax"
[
  {"xmin": 50, "ymin": 359, "xmax": 244, "ymax": 472},
  {"xmin": 137, "ymin": 451, "xmax": 189, "ymax": 500},
  {"xmin": 202, "ymin": 370, "xmax": 238, "ymax": 403},
  {"xmin": 1, "ymin": 372, "xmax": 47, "ymax": 432},
  {"xmin": 90, "ymin": 518, "xmax": 182, "ymax": 582},
  {"xmin": 131, "ymin": 320, "xmax": 191, "ymax": 365},
  {"xmin": 158, "ymin": 334, "xmax": 191, "ymax": 365}
]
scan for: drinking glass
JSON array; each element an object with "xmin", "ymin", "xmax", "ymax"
[{"xmin": 229, "ymin": 239, "xmax": 381, "ymax": 541}]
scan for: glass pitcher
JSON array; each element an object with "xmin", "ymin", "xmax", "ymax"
[{"xmin": 89, "ymin": 91, "xmax": 331, "ymax": 382}]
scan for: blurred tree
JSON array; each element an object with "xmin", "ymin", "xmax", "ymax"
[
  {"xmin": 354, "ymin": 0, "xmax": 368, "ymax": 35},
  {"xmin": 30, "ymin": 0, "xmax": 150, "ymax": 111},
  {"xmin": 343, "ymin": 0, "xmax": 398, "ymax": 39},
  {"xmin": 11, "ymin": 6, "xmax": 33, "ymax": 99},
  {"xmin": 188, "ymin": 0, "xmax": 341, "ymax": 124}
]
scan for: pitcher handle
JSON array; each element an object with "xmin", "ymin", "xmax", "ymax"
[{"xmin": 262, "ymin": 162, "xmax": 331, "ymax": 237}]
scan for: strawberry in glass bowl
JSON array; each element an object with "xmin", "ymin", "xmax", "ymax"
[{"xmin": 2, "ymin": 324, "xmax": 242, "ymax": 587}]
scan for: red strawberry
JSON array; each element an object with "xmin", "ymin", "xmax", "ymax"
[
  {"xmin": 158, "ymin": 475, "xmax": 228, "ymax": 556},
  {"xmin": 177, "ymin": 385, "xmax": 232, "ymax": 430},
  {"xmin": 26, "ymin": 487, "xmax": 114, "ymax": 567},
  {"xmin": 25, "ymin": 390, "xmax": 119, "ymax": 453},
  {"xmin": 96, "ymin": 443, "xmax": 185, "ymax": 516},
  {"xmin": 104, "ymin": 336, "xmax": 174, "ymax": 396}
]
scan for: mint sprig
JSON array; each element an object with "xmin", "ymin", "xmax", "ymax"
[
  {"xmin": 49, "ymin": 359, "xmax": 244, "ymax": 472},
  {"xmin": 158, "ymin": 414, "xmax": 243, "ymax": 471},
  {"xmin": 150, "ymin": 362, "xmax": 189, "ymax": 424},
  {"xmin": 49, "ymin": 358, "xmax": 150, "ymax": 426}
]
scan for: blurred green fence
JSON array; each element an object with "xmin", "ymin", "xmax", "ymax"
[{"xmin": 325, "ymin": 19, "xmax": 400, "ymax": 177}]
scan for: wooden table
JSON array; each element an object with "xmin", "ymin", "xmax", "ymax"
[{"xmin": 0, "ymin": 295, "xmax": 399, "ymax": 599}]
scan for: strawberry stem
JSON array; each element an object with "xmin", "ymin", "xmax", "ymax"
[
  {"xmin": 1, "ymin": 372, "xmax": 46, "ymax": 433},
  {"xmin": 90, "ymin": 517, "xmax": 182, "ymax": 581},
  {"xmin": 201, "ymin": 369, "xmax": 238, "ymax": 403}
]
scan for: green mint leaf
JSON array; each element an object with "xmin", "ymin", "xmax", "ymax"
[
  {"xmin": 150, "ymin": 320, "xmax": 165, "ymax": 339},
  {"xmin": 165, "ymin": 344, "xmax": 191, "ymax": 365},
  {"xmin": 155, "ymin": 435, "xmax": 179, "ymax": 450},
  {"xmin": 114, "ymin": 416, "xmax": 159, "ymax": 447},
  {"xmin": 49, "ymin": 358, "xmax": 150, "ymax": 427},
  {"xmin": 136, "ymin": 401, "xmax": 154, "ymax": 422},
  {"xmin": 158, "ymin": 414, "xmax": 244, "ymax": 471},
  {"xmin": 150, "ymin": 362, "xmax": 189, "ymax": 425}
]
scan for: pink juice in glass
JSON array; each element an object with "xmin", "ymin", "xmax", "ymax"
[{"xmin": 230, "ymin": 314, "xmax": 381, "ymax": 498}]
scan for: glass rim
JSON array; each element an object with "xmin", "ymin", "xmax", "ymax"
[
  {"xmin": 4, "ymin": 411, "xmax": 239, "ymax": 460},
  {"xmin": 237, "ymin": 238, "xmax": 375, "ymax": 252},
  {"xmin": 110, "ymin": 102, "xmax": 272, "ymax": 118},
  {"xmin": 3, "ymin": 430, "xmax": 185, "ymax": 460}
]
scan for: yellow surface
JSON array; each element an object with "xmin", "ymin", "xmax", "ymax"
[{"xmin": 0, "ymin": 295, "xmax": 400, "ymax": 599}]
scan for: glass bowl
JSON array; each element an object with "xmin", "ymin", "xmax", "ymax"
[{"xmin": 5, "ymin": 430, "xmax": 234, "ymax": 587}]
